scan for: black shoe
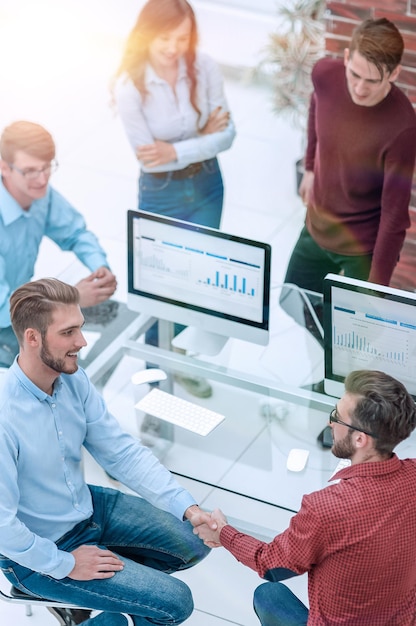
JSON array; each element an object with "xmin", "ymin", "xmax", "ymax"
[{"xmin": 47, "ymin": 607, "xmax": 92, "ymax": 625}]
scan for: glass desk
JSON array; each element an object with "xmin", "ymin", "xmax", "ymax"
[{"xmin": 83, "ymin": 310, "xmax": 416, "ymax": 525}]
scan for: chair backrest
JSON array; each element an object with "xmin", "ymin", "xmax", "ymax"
[{"xmin": 279, "ymin": 283, "xmax": 324, "ymax": 341}]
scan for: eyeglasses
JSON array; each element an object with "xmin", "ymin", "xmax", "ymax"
[
  {"xmin": 329, "ymin": 408, "xmax": 378, "ymax": 439},
  {"xmin": 8, "ymin": 160, "xmax": 58, "ymax": 180}
]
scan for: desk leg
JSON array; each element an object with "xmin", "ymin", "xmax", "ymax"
[{"xmin": 155, "ymin": 320, "xmax": 174, "ymax": 447}]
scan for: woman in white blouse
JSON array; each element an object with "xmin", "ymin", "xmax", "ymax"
[
  {"xmin": 114, "ymin": 0, "xmax": 236, "ymax": 229},
  {"xmin": 114, "ymin": 0, "xmax": 236, "ymax": 400}
]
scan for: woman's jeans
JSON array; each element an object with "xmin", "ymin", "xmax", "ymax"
[
  {"xmin": 138, "ymin": 157, "xmax": 223, "ymax": 228},
  {"xmin": 0, "ymin": 485, "xmax": 210, "ymax": 625},
  {"xmin": 139, "ymin": 158, "xmax": 224, "ymax": 353},
  {"xmin": 254, "ymin": 582, "xmax": 309, "ymax": 626}
]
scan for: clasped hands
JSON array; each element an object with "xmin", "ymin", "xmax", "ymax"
[
  {"xmin": 76, "ymin": 266, "xmax": 117, "ymax": 308},
  {"xmin": 186, "ymin": 505, "xmax": 228, "ymax": 549}
]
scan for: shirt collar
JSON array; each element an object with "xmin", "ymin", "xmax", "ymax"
[
  {"xmin": 145, "ymin": 56, "xmax": 187, "ymax": 86},
  {"xmin": 0, "ymin": 177, "xmax": 31, "ymax": 225},
  {"xmin": 10, "ymin": 357, "xmax": 62, "ymax": 402},
  {"xmin": 330, "ymin": 453, "xmax": 401, "ymax": 482}
]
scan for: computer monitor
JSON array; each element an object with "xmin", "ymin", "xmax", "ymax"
[
  {"xmin": 127, "ymin": 210, "xmax": 271, "ymax": 354},
  {"xmin": 323, "ymin": 273, "xmax": 416, "ymax": 400}
]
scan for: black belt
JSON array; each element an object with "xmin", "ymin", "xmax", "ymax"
[{"xmin": 149, "ymin": 161, "xmax": 204, "ymax": 180}]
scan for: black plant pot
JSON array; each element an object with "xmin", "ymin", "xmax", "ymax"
[{"xmin": 296, "ymin": 158, "xmax": 304, "ymax": 195}]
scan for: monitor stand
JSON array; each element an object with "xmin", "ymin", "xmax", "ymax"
[{"xmin": 171, "ymin": 327, "xmax": 229, "ymax": 356}]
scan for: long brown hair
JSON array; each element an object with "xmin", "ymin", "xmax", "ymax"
[{"xmin": 115, "ymin": 0, "xmax": 200, "ymax": 114}]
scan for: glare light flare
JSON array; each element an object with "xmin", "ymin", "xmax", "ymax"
[{"xmin": 0, "ymin": 0, "xmax": 124, "ymax": 88}]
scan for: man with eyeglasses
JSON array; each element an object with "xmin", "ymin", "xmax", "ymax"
[
  {"xmin": 194, "ymin": 370, "xmax": 416, "ymax": 625},
  {"xmin": 0, "ymin": 120, "xmax": 117, "ymax": 368}
]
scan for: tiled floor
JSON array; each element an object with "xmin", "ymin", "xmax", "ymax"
[{"xmin": 0, "ymin": 1, "xmax": 316, "ymax": 624}]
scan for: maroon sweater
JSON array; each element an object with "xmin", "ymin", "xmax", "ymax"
[{"xmin": 304, "ymin": 57, "xmax": 416, "ymax": 285}]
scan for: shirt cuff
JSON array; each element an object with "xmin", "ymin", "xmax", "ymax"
[{"xmin": 47, "ymin": 550, "xmax": 76, "ymax": 580}]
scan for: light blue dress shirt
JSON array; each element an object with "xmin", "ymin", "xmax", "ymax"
[
  {"xmin": 115, "ymin": 52, "xmax": 236, "ymax": 172},
  {"xmin": 0, "ymin": 360, "xmax": 196, "ymax": 579},
  {"xmin": 0, "ymin": 178, "xmax": 109, "ymax": 327}
]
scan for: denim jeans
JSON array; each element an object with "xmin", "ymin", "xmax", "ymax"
[
  {"xmin": 140, "ymin": 158, "xmax": 224, "ymax": 353},
  {"xmin": 0, "ymin": 485, "xmax": 210, "ymax": 625},
  {"xmin": 138, "ymin": 158, "xmax": 224, "ymax": 229},
  {"xmin": 253, "ymin": 582, "xmax": 309, "ymax": 626}
]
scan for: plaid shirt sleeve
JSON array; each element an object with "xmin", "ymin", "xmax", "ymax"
[{"xmin": 220, "ymin": 492, "xmax": 327, "ymax": 578}]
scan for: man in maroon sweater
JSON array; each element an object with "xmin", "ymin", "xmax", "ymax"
[
  {"xmin": 194, "ymin": 370, "xmax": 416, "ymax": 625},
  {"xmin": 283, "ymin": 18, "xmax": 416, "ymax": 293}
]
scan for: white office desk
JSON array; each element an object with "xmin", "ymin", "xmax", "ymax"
[{"xmin": 84, "ymin": 310, "xmax": 416, "ymax": 532}]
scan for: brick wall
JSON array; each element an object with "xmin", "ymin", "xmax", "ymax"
[{"xmin": 324, "ymin": 0, "xmax": 416, "ymax": 290}]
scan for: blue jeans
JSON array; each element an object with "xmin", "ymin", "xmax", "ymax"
[
  {"xmin": 140, "ymin": 158, "xmax": 224, "ymax": 353},
  {"xmin": 0, "ymin": 485, "xmax": 210, "ymax": 625},
  {"xmin": 254, "ymin": 582, "xmax": 309, "ymax": 626},
  {"xmin": 138, "ymin": 158, "xmax": 224, "ymax": 228}
]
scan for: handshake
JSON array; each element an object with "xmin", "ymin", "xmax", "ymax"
[{"xmin": 186, "ymin": 506, "xmax": 228, "ymax": 548}]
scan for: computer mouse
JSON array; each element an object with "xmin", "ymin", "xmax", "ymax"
[
  {"xmin": 286, "ymin": 448, "xmax": 309, "ymax": 472},
  {"xmin": 131, "ymin": 369, "xmax": 168, "ymax": 386}
]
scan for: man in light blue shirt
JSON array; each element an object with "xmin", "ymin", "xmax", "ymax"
[
  {"xmin": 0, "ymin": 277, "xmax": 211, "ymax": 626},
  {"xmin": 0, "ymin": 121, "xmax": 117, "ymax": 367}
]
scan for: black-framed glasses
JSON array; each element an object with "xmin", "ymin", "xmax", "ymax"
[
  {"xmin": 8, "ymin": 159, "xmax": 58, "ymax": 180},
  {"xmin": 329, "ymin": 408, "xmax": 378, "ymax": 439}
]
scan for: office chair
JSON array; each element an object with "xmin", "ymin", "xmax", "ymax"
[
  {"xmin": 277, "ymin": 282, "xmax": 325, "ymax": 392},
  {"xmin": 0, "ymin": 572, "xmax": 132, "ymax": 625},
  {"xmin": 0, "ymin": 571, "xmax": 93, "ymax": 618},
  {"xmin": 278, "ymin": 283, "xmax": 324, "ymax": 346}
]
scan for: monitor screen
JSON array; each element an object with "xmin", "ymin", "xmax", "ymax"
[
  {"xmin": 127, "ymin": 210, "xmax": 271, "ymax": 351},
  {"xmin": 323, "ymin": 273, "xmax": 416, "ymax": 399}
]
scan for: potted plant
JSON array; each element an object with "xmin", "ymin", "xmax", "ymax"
[{"xmin": 258, "ymin": 0, "xmax": 326, "ymax": 188}]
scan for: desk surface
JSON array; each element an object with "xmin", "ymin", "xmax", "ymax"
[{"xmin": 84, "ymin": 307, "xmax": 416, "ymax": 518}]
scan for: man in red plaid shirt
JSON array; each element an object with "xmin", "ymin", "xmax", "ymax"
[{"xmin": 194, "ymin": 370, "xmax": 416, "ymax": 625}]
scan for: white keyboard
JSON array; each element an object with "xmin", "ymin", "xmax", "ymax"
[
  {"xmin": 135, "ymin": 389, "xmax": 225, "ymax": 436},
  {"xmin": 330, "ymin": 458, "xmax": 351, "ymax": 479}
]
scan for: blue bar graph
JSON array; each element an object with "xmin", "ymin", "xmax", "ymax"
[
  {"xmin": 333, "ymin": 325, "xmax": 406, "ymax": 363},
  {"xmin": 201, "ymin": 270, "xmax": 256, "ymax": 296}
]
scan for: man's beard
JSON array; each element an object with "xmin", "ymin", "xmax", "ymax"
[
  {"xmin": 332, "ymin": 429, "xmax": 355, "ymax": 459},
  {"xmin": 40, "ymin": 339, "xmax": 78, "ymax": 375}
]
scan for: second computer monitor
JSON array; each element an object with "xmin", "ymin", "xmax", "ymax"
[{"xmin": 323, "ymin": 273, "xmax": 416, "ymax": 399}]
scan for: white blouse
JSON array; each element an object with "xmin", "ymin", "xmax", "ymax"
[{"xmin": 115, "ymin": 52, "xmax": 236, "ymax": 172}]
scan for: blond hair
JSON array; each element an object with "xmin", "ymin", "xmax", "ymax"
[{"xmin": 0, "ymin": 121, "xmax": 55, "ymax": 163}]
